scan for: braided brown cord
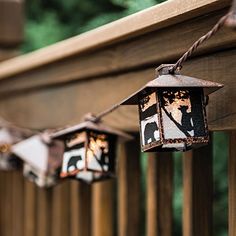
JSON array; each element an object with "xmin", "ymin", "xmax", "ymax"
[
  {"xmin": 170, "ymin": 12, "xmax": 232, "ymax": 73},
  {"xmin": 90, "ymin": 103, "xmax": 121, "ymax": 122}
]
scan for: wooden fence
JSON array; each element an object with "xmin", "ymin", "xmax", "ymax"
[{"xmin": 0, "ymin": 0, "xmax": 235, "ymax": 235}]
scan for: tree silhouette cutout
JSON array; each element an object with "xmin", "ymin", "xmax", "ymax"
[
  {"xmin": 88, "ymin": 137, "xmax": 109, "ymax": 172},
  {"xmin": 178, "ymin": 105, "xmax": 194, "ymax": 131},
  {"xmin": 88, "ymin": 146, "xmax": 105, "ymax": 172},
  {"xmin": 161, "ymin": 90, "xmax": 194, "ymax": 137},
  {"xmin": 140, "ymin": 96, "xmax": 150, "ymax": 110}
]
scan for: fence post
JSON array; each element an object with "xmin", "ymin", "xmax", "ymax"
[
  {"xmin": 92, "ymin": 180, "xmax": 115, "ymax": 236},
  {"xmin": 12, "ymin": 170, "xmax": 24, "ymax": 236},
  {"xmin": 37, "ymin": 188, "xmax": 52, "ymax": 236},
  {"xmin": 0, "ymin": 172, "xmax": 13, "ymax": 236},
  {"xmin": 229, "ymin": 131, "xmax": 236, "ymax": 236},
  {"xmin": 0, "ymin": 171, "xmax": 6, "ymax": 236},
  {"xmin": 70, "ymin": 181, "xmax": 91, "ymax": 236},
  {"xmin": 51, "ymin": 182, "xmax": 70, "ymax": 236},
  {"xmin": 118, "ymin": 135, "xmax": 141, "ymax": 236},
  {"xmin": 24, "ymin": 180, "xmax": 37, "ymax": 236},
  {"xmin": 146, "ymin": 152, "xmax": 173, "ymax": 236},
  {"xmin": 183, "ymin": 140, "xmax": 213, "ymax": 236}
]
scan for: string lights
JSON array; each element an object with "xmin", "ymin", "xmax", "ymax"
[
  {"xmin": 51, "ymin": 114, "xmax": 131, "ymax": 183},
  {"xmin": 0, "ymin": 1, "xmax": 235, "ymax": 186}
]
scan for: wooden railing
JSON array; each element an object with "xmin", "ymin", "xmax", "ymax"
[{"xmin": 0, "ymin": 0, "xmax": 235, "ymax": 235}]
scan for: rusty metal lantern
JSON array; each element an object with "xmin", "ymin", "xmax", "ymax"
[
  {"xmin": 52, "ymin": 119, "xmax": 131, "ymax": 183},
  {"xmin": 0, "ymin": 119, "xmax": 32, "ymax": 170},
  {"xmin": 12, "ymin": 134, "xmax": 64, "ymax": 187},
  {"xmin": 120, "ymin": 64, "xmax": 223, "ymax": 152}
]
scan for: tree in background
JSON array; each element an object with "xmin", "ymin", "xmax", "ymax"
[{"xmin": 22, "ymin": 0, "xmax": 165, "ymax": 52}]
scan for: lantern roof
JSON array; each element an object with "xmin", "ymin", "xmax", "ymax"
[
  {"xmin": 120, "ymin": 64, "xmax": 223, "ymax": 105},
  {"xmin": 12, "ymin": 135, "xmax": 64, "ymax": 173},
  {"xmin": 51, "ymin": 120, "xmax": 132, "ymax": 140}
]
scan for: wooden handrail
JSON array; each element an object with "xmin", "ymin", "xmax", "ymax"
[{"xmin": 0, "ymin": 0, "xmax": 230, "ymax": 80}]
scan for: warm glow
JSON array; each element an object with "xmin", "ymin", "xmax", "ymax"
[
  {"xmin": 66, "ymin": 132, "xmax": 86, "ymax": 148},
  {"xmin": 0, "ymin": 144, "xmax": 11, "ymax": 153},
  {"xmin": 87, "ymin": 135, "xmax": 109, "ymax": 164}
]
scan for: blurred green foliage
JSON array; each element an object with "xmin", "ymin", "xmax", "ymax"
[
  {"xmin": 24, "ymin": 1, "xmax": 228, "ymax": 235},
  {"xmin": 173, "ymin": 152, "xmax": 183, "ymax": 236},
  {"xmin": 213, "ymin": 132, "xmax": 228, "ymax": 236},
  {"xmin": 22, "ymin": 0, "xmax": 165, "ymax": 52}
]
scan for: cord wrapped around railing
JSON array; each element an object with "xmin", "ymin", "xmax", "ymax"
[{"xmin": 170, "ymin": 11, "xmax": 234, "ymax": 73}]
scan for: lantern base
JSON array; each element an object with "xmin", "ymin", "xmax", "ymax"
[
  {"xmin": 141, "ymin": 139, "xmax": 209, "ymax": 152},
  {"xmin": 67, "ymin": 170, "xmax": 116, "ymax": 184},
  {"xmin": 23, "ymin": 163, "xmax": 60, "ymax": 188}
]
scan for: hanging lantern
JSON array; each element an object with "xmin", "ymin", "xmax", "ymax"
[
  {"xmin": 51, "ymin": 118, "xmax": 131, "ymax": 183},
  {"xmin": 0, "ymin": 119, "xmax": 32, "ymax": 170},
  {"xmin": 12, "ymin": 134, "xmax": 64, "ymax": 187},
  {"xmin": 120, "ymin": 64, "xmax": 223, "ymax": 152}
]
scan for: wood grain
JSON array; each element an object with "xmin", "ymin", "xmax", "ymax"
[
  {"xmin": 118, "ymin": 135, "xmax": 141, "ymax": 236},
  {"xmin": 12, "ymin": 170, "xmax": 24, "ymax": 236},
  {"xmin": 70, "ymin": 181, "xmax": 80, "ymax": 236},
  {"xmin": 183, "ymin": 141, "xmax": 213, "ymax": 236},
  {"xmin": 0, "ymin": 0, "xmax": 24, "ymax": 46},
  {"xmin": 24, "ymin": 180, "xmax": 37, "ymax": 236},
  {"xmin": 92, "ymin": 180, "xmax": 115, "ymax": 236},
  {"xmin": 70, "ymin": 181, "xmax": 92, "ymax": 236},
  {"xmin": 146, "ymin": 152, "xmax": 173, "ymax": 236},
  {"xmin": 0, "ymin": 171, "xmax": 3, "ymax": 236},
  {"xmin": 0, "ymin": 49, "xmax": 19, "ymax": 62},
  {"xmin": 51, "ymin": 182, "xmax": 70, "ymax": 236},
  {"xmin": 229, "ymin": 131, "xmax": 236, "ymax": 236},
  {"xmin": 37, "ymin": 188, "xmax": 52, "ymax": 236},
  {"xmin": 5, "ymin": 172, "xmax": 13, "ymax": 236},
  {"xmin": 0, "ymin": 171, "xmax": 7, "ymax": 236}
]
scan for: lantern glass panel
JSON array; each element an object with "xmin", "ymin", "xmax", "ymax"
[
  {"xmin": 61, "ymin": 131, "xmax": 87, "ymax": 176},
  {"xmin": 87, "ymin": 132, "xmax": 110, "ymax": 172},
  {"xmin": 159, "ymin": 88, "xmax": 207, "ymax": 140},
  {"xmin": 139, "ymin": 92, "xmax": 160, "ymax": 147}
]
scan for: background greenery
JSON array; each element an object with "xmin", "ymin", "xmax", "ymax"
[
  {"xmin": 22, "ymin": 0, "xmax": 165, "ymax": 52},
  {"xmin": 23, "ymin": 1, "xmax": 228, "ymax": 235}
]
